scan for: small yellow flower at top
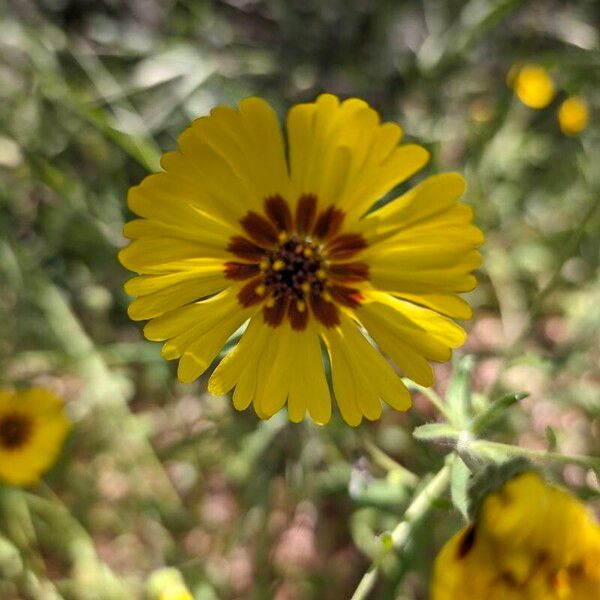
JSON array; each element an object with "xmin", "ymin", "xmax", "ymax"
[
  {"xmin": 558, "ymin": 96, "xmax": 589, "ymax": 136},
  {"xmin": 513, "ymin": 64, "xmax": 555, "ymax": 109},
  {"xmin": 431, "ymin": 471, "xmax": 600, "ymax": 599},
  {"xmin": 0, "ymin": 388, "xmax": 70, "ymax": 486}
]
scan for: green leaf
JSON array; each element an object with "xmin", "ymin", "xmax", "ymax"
[
  {"xmin": 445, "ymin": 355, "xmax": 475, "ymax": 427},
  {"xmin": 412, "ymin": 423, "xmax": 459, "ymax": 441},
  {"xmin": 450, "ymin": 456, "xmax": 471, "ymax": 521},
  {"xmin": 471, "ymin": 392, "xmax": 529, "ymax": 434},
  {"xmin": 546, "ymin": 426, "xmax": 558, "ymax": 451}
]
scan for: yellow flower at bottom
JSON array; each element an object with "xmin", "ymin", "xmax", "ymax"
[
  {"xmin": 119, "ymin": 94, "xmax": 483, "ymax": 425},
  {"xmin": 558, "ymin": 97, "xmax": 589, "ymax": 135},
  {"xmin": 432, "ymin": 472, "xmax": 600, "ymax": 600},
  {"xmin": 158, "ymin": 587, "xmax": 193, "ymax": 600},
  {"xmin": 147, "ymin": 567, "xmax": 193, "ymax": 600},
  {"xmin": 0, "ymin": 388, "xmax": 70, "ymax": 486},
  {"xmin": 513, "ymin": 64, "xmax": 555, "ymax": 108}
]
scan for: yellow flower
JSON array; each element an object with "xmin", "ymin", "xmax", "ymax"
[
  {"xmin": 513, "ymin": 64, "xmax": 555, "ymax": 109},
  {"xmin": 432, "ymin": 471, "xmax": 600, "ymax": 600},
  {"xmin": 158, "ymin": 587, "xmax": 193, "ymax": 600},
  {"xmin": 119, "ymin": 94, "xmax": 483, "ymax": 425},
  {"xmin": 147, "ymin": 567, "xmax": 193, "ymax": 600},
  {"xmin": 0, "ymin": 388, "xmax": 70, "ymax": 486},
  {"xmin": 558, "ymin": 96, "xmax": 589, "ymax": 136}
]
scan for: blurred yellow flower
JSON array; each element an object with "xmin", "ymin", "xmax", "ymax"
[
  {"xmin": 558, "ymin": 96, "xmax": 589, "ymax": 135},
  {"xmin": 513, "ymin": 64, "xmax": 555, "ymax": 109},
  {"xmin": 158, "ymin": 587, "xmax": 193, "ymax": 600},
  {"xmin": 432, "ymin": 471, "xmax": 600, "ymax": 600},
  {"xmin": 147, "ymin": 567, "xmax": 193, "ymax": 600},
  {"xmin": 0, "ymin": 388, "xmax": 70, "ymax": 486},
  {"xmin": 120, "ymin": 94, "xmax": 483, "ymax": 425}
]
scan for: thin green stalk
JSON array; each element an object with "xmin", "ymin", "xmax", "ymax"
[
  {"xmin": 350, "ymin": 464, "xmax": 451, "ymax": 600},
  {"xmin": 403, "ymin": 379, "xmax": 454, "ymax": 423},
  {"xmin": 468, "ymin": 440, "xmax": 600, "ymax": 471},
  {"xmin": 361, "ymin": 434, "xmax": 419, "ymax": 487}
]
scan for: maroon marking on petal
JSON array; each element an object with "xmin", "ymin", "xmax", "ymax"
[
  {"xmin": 264, "ymin": 195, "xmax": 292, "ymax": 232},
  {"xmin": 227, "ymin": 236, "xmax": 266, "ymax": 261},
  {"xmin": 263, "ymin": 296, "xmax": 288, "ymax": 328},
  {"xmin": 224, "ymin": 262, "xmax": 261, "ymax": 281},
  {"xmin": 288, "ymin": 301, "xmax": 309, "ymax": 331},
  {"xmin": 295, "ymin": 194, "xmax": 317, "ymax": 234},
  {"xmin": 310, "ymin": 293, "xmax": 340, "ymax": 328},
  {"xmin": 240, "ymin": 211, "xmax": 279, "ymax": 247},
  {"xmin": 312, "ymin": 206, "xmax": 345, "ymax": 240},
  {"xmin": 330, "ymin": 285, "xmax": 364, "ymax": 308},
  {"xmin": 238, "ymin": 277, "xmax": 264, "ymax": 307},
  {"xmin": 457, "ymin": 525, "xmax": 476, "ymax": 559},
  {"xmin": 326, "ymin": 233, "xmax": 368, "ymax": 260},
  {"xmin": 329, "ymin": 262, "xmax": 370, "ymax": 283}
]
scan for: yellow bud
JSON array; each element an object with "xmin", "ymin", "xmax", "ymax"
[
  {"xmin": 259, "ymin": 258, "xmax": 269, "ymax": 271},
  {"xmin": 316, "ymin": 269, "xmax": 327, "ymax": 280},
  {"xmin": 303, "ymin": 247, "xmax": 314, "ymax": 258},
  {"xmin": 296, "ymin": 300, "xmax": 306, "ymax": 313},
  {"xmin": 322, "ymin": 291, "xmax": 332, "ymax": 302},
  {"xmin": 255, "ymin": 284, "xmax": 266, "ymax": 296},
  {"xmin": 301, "ymin": 282, "xmax": 311, "ymax": 294},
  {"xmin": 265, "ymin": 296, "xmax": 276, "ymax": 308},
  {"xmin": 278, "ymin": 231, "xmax": 288, "ymax": 244},
  {"xmin": 513, "ymin": 64, "xmax": 555, "ymax": 109},
  {"xmin": 558, "ymin": 96, "xmax": 589, "ymax": 136},
  {"xmin": 273, "ymin": 259, "xmax": 285, "ymax": 271}
]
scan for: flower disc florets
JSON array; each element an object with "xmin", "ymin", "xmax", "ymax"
[
  {"xmin": 0, "ymin": 413, "xmax": 33, "ymax": 449},
  {"xmin": 225, "ymin": 194, "xmax": 368, "ymax": 331}
]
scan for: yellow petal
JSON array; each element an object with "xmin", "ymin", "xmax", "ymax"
[
  {"xmin": 127, "ymin": 269, "xmax": 227, "ymax": 321},
  {"xmin": 342, "ymin": 145, "xmax": 430, "ymax": 221},
  {"xmin": 394, "ymin": 293, "xmax": 473, "ymax": 320},
  {"xmin": 208, "ymin": 317, "xmax": 266, "ymax": 396},
  {"xmin": 322, "ymin": 327, "xmax": 362, "ymax": 426},
  {"xmin": 119, "ymin": 238, "xmax": 229, "ymax": 274},
  {"xmin": 144, "ymin": 287, "xmax": 240, "ymax": 342},
  {"xmin": 358, "ymin": 293, "xmax": 457, "ymax": 362},
  {"xmin": 361, "ymin": 173, "xmax": 467, "ymax": 240},
  {"xmin": 299, "ymin": 327, "xmax": 331, "ymax": 425},
  {"xmin": 176, "ymin": 308, "xmax": 249, "ymax": 383}
]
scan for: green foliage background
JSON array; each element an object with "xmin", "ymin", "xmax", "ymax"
[{"xmin": 0, "ymin": 1, "xmax": 599, "ymax": 598}]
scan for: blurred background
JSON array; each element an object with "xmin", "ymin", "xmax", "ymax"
[{"xmin": 0, "ymin": 0, "xmax": 599, "ymax": 598}]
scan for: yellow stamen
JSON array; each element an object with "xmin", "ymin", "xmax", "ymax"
[
  {"xmin": 255, "ymin": 284, "xmax": 266, "ymax": 296},
  {"xmin": 273, "ymin": 259, "xmax": 285, "ymax": 271},
  {"xmin": 316, "ymin": 269, "xmax": 327, "ymax": 280},
  {"xmin": 322, "ymin": 291, "xmax": 333, "ymax": 302},
  {"xmin": 265, "ymin": 296, "xmax": 276, "ymax": 308},
  {"xmin": 303, "ymin": 247, "xmax": 313, "ymax": 258},
  {"xmin": 259, "ymin": 258, "xmax": 269, "ymax": 271},
  {"xmin": 301, "ymin": 282, "xmax": 311, "ymax": 294},
  {"xmin": 296, "ymin": 300, "xmax": 306, "ymax": 313},
  {"xmin": 278, "ymin": 231, "xmax": 288, "ymax": 244}
]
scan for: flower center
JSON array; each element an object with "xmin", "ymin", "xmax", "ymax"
[
  {"xmin": 0, "ymin": 413, "xmax": 33, "ymax": 449},
  {"xmin": 261, "ymin": 234, "xmax": 327, "ymax": 313},
  {"xmin": 225, "ymin": 194, "xmax": 369, "ymax": 330}
]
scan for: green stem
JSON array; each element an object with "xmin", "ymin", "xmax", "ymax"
[
  {"xmin": 361, "ymin": 435, "xmax": 419, "ymax": 487},
  {"xmin": 468, "ymin": 440, "xmax": 600, "ymax": 470},
  {"xmin": 350, "ymin": 464, "xmax": 451, "ymax": 600},
  {"xmin": 403, "ymin": 379, "xmax": 454, "ymax": 423}
]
